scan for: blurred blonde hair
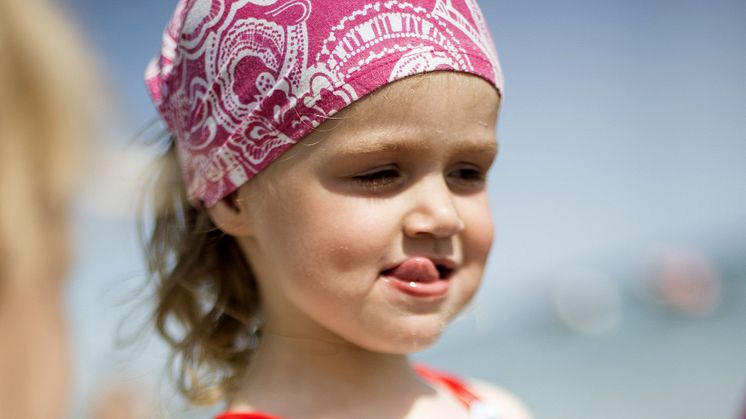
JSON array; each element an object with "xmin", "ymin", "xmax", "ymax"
[
  {"xmin": 0, "ymin": 1, "xmax": 105, "ymax": 417},
  {"xmin": 0, "ymin": 0, "xmax": 99, "ymax": 288}
]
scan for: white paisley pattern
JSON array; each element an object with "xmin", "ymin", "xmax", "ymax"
[{"xmin": 146, "ymin": 0, "xmax": 502, "ymax": 206}]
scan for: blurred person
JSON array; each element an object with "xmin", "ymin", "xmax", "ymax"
[
  {"xmin": 0, "ymin": 0, "xmax": 133, "ymax": 418},
  {"xmin": 650, "ymin": 246, "xmax": 721, "ymax": 317}
]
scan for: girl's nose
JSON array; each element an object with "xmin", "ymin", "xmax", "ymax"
[{"xmin": 403, "ymin": 177, "xmax": 465, "ymax": 239}]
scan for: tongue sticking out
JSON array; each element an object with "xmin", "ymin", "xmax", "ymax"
[{"xmin": 384, "ymin": 257, "xmax": 440, "ymax": 283}]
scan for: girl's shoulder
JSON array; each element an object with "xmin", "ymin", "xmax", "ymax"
[
  {"xmin": 466, "ymin": 378, "xmax": 533, "ymax": 419},
  {"xmin": 216, "ymin": 367, "xmax": 532, "ymax": 419}
]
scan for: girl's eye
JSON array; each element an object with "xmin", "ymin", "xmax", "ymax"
[
  {"xmin": 352, "ymin": 167, "xmax": 401, "ymax": 191},
  {"xmin": 448, "ymin": 165, "xmax": 486, "ymax": 188}
]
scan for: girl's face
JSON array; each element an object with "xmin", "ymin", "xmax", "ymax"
[{"xmin": 232, "ymin": 72, "xmax": 500, "ymax": 353}]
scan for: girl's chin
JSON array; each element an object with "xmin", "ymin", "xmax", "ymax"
[
  {"xmin": 378, "ymin": 333, "xmax": 443, "ymax": 354},
  {"xmin": 347, "ymin": 317, "xmax": 448, "ymax": 354}
]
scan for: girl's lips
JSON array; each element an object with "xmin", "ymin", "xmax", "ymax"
[{"xmin": 381, "ymin": 257, "xmax": 452, "ymax": 298}]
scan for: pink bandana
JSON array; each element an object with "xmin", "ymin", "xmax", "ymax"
[{"xmin": 146, "ymin": 0, "xmax": 503, "ymax": 207}]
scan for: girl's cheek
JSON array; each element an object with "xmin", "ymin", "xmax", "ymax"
[
  {"xmin": 464, "ymin": 200, "xmax": 495, "ymax": 261},
  {"xmin": 318, "ymin": 205, "xmax": 396, "ymax": 272},
  {"xmin": 281, "ymin": 192, "xmax": 391, "ymax": 274}
]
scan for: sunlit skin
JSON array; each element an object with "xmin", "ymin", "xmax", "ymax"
[{"xmin": 209, "ymin": 72, "xmax": 529, "ymax": 418}]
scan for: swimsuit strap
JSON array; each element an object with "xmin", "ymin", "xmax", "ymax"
[
  {"xmin": 413, "ymin": 364, "xmax": 482, "ymax": 408},
  {"xmin": 215, "ymin": 412, "xmax": 283, "ymax": 419},
  {"xmin": 415, "ymin": 365, "xmax": 503, "ymax": 419}
]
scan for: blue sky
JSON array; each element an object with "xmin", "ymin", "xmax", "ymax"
[{"xmin": 60, "ymin": 0, "xmax": 746, "ymax": 414}]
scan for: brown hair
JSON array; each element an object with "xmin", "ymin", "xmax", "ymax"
[{"xmin": 142, "ymin": 140, "xmax": 261, "ymax": 405}]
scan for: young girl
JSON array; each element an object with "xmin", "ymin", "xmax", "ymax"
[{"xmin": 144, "ymin": 1, "xmax": 531, "ymax": 418}]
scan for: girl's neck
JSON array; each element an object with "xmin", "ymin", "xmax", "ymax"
[{"xmin": 226, "ymin": 333, "xmax": 435, "ymax": 418}]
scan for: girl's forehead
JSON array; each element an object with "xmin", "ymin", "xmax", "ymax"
[
  {"xmin": 293, "ymin": 83, "xmax": 498, "ymax": 166},
  {"xmin": 326, "ymin": 73, "xmax": 499, "ymax": 141},
  {"xmin": 352, "ymin": 72, "xmax": 499, "ymax": 114}
]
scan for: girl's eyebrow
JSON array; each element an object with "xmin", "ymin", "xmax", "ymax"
[{"xmin": 331, "ymin": 135, "xmax": 498, "ymax": 158}]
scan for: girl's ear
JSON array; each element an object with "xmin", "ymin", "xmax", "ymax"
[{"xmin": 206, "ymin": 193, "xmax": 254, "ymax": 237}]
